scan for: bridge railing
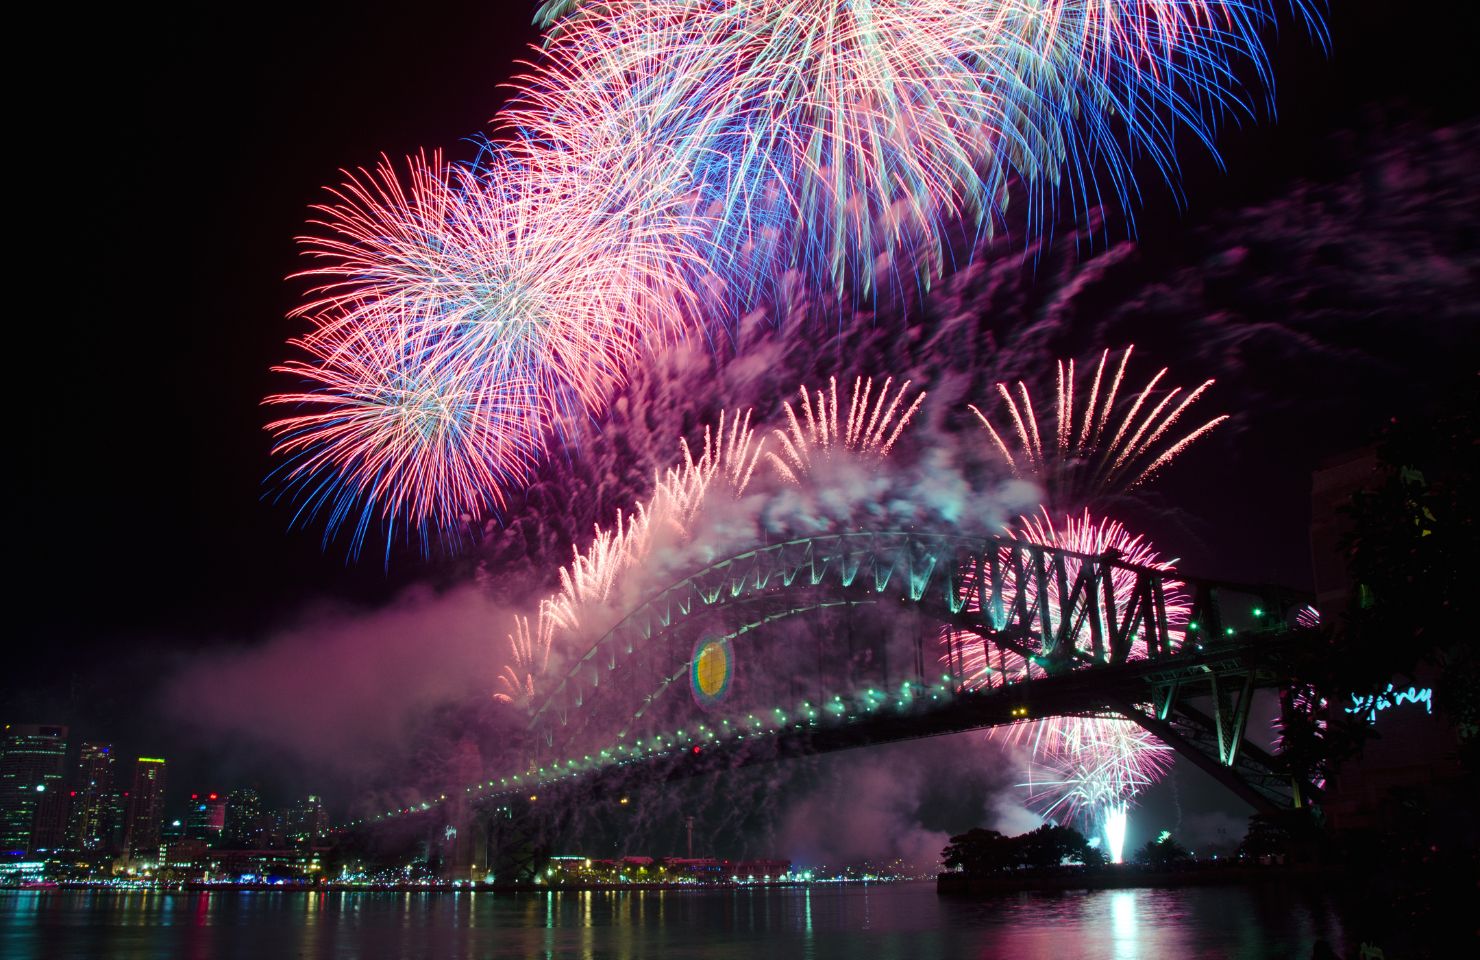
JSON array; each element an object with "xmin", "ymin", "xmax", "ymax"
[{"xmin": 527, "ymin": 531, "xmax": 1310, "ymax": 756}]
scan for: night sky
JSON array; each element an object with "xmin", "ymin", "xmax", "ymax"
[{"xmin": 8, "ymin": 1, "xmax": 1478, "ymax": 838}]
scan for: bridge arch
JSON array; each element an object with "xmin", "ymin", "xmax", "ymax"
[{"xmin": 522, "ymin": 530, "xmax": 1312, "ymax": 813}]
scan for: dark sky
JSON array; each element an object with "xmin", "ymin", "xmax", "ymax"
[{"xmin": 7, "ymin": 1, "xmax": 1477, "ymax": 818}]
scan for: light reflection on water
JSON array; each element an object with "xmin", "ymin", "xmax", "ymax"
[{"xmin": 0, "ymin": 882, "xmax": 1348, "ymax": 960}]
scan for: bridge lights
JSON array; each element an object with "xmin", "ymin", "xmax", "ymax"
[{"xmin": 1225, "ymin": 627, "xmax": 1236, "ymax": 636}]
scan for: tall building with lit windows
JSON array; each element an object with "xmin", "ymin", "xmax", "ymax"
[
  {"xmin": 68, "ymin": 742, "xmax": 120, "ymax": 853},
  {"xmin": 123, "ymin": 757, "xmax": 167, "ymax": 864},
  {"xmin": 286, "ymin": 794, "xmax": 328, "ymax": 845},
  {"xmin": 185, "ymin": 791, "xmax": 228, "ymax": 842},
  {"xmin": 0, "ymin": 723, "xmax": 70, "ymax": 859},
  {"xmin": 224, "ymin": 788, "xmax": 263, "ymax": 848}
]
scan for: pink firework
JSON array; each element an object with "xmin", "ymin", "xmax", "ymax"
[
  {"xmin": 950, "ymin": 508, "xmax": 1189, "ymax": 691},
  {"xmin": 767, "ymin": 376, "xmax": 926, "ymax": 482},
  {"xmin": 498, "ymin": 410, "xmax": 765, "ymax": 707},
  {"xmin": 970, "ymin": 345, "xmax": 1228, "ymax": 510},
  {"xmin": 943, "ymin": 509, "xmax": 1188, "ymax": 831},
  {"xmin": 266, "ymin": 314, "xmax": 545, "ymax": 549},
  {"xmin": 527, "ymin": 1, "xmax": 1326, "ymax": 298},
  {"xmin": 267, "ymin": 148, "xmax": 706, "ymax": 545},
  {"xmin": 495, "ymin": 612, "xmax": 555, "ymax": 709},
  {"xmin": 1020, "ymin": 720, "xmax": 1175, "ymax": 828}
]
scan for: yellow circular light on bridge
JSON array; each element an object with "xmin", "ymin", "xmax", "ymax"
[{"xmin": 691, "ymin": 637, "xmax": 734, "ymax": 708}]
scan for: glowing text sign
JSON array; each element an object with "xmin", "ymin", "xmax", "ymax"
[{"xmin": 1344, "ymin": 683, "xmax": 1434, "ymax": 722}]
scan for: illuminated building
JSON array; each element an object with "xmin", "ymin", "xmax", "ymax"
[
  {"xmin": 286, "ymin": 794, "xmax": 327, "ymax": 844},
  {"xmin": 186, "ymin": 791, "xmax": 228, "ymax": 842},
  {"xmin": 224, "ymin": 788, "xmax": 263, "ymax": 848},
  {"xmin": 67, "ymin": 742, "xmax": 120, "ymax": 853},
  {"xmin": 123, "ymin": 757, "xmax": 167, "ymax": 864},
  {"xmin": 0, "ymin": 723, "xmax": 69, "ymax": 859}
]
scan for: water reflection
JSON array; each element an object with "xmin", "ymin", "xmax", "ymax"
[
  {"xmin": 1109, "ymin": 889, "xmax": 1137, "ymax": 959},
  {"xmin": 0, "ymin": 882, "xmax": 1348, "ymax": 960}
]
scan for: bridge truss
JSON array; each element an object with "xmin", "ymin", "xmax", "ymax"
[{"xmin": 520, "ymin": 532, "xmax": 1315, "ymax": 814}]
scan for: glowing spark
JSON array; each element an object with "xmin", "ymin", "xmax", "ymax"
[
  {"xmin": 499, "ymin": 411, "xmax": 764, "ymax": 703},
  {"xmin": 267, "ymin": 147, "xmax": 706, "ymax": 550},
  {"xmin": 768, "ymin": 376, "xmax": 925, "ymax": 481},
  {"xmin": 970, "ymin": 346, "xmax": 1228, "ymax": 509}
]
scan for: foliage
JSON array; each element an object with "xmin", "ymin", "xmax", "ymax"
[
  {"xmin": 1279, "ymin": 382, "xmax": 1477, "ymax": 775},
  {"xmin": 1343, "ymin": 383, "xmax": 1477, "ymax": 765},
  {"xmin": 1135, "ymin": 833, "xmax": 1191, "ymax": 867},
  {"xmin": 1236, "ymin": 811, "xmax": 1326, "ymax": 864},
  {"xmin": 942, "ymin": 823, "xmax": 1103, "ymax": 876}
]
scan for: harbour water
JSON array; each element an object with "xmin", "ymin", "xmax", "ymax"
[{"xmin": 1, "ymin": 881, "xmax": 1350, "ymax": 959}]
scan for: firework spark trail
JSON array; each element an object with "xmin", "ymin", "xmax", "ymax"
[
  {"xmin": 525, "ymin": 0, "xmax": 1325, "ymax": 299},
  {"xmin": 767, "ymin": 376, "xmax": 926, "ymax": 482},
  {"xmin": 266, "ymin": 147, "xmax": 707, "ymax": 548},
  {"xmin": 494, "ymin": 611, "xmax": 556, "ymax": 708},
  {"xmin": 969, "ymin": 345, "xmax": 1228, "ymax": 510},
  {"xmin": 500, "ymin": 409, "xmax": 765, "ymax": 705},
  {"xmin": 1020, "ymin": 719, "xmax": 1175, "ymax": 828}
]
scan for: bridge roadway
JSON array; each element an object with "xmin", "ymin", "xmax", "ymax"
[
  {"xmin": 347, "ymin": 530, "xmax": 1317, "ymax": 873},
  {"xmin": 500, "ymin": 631, "xmax": 1305, "ymax": 815}
]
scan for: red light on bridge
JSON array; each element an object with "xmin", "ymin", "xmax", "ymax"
[{"xmin": 692, "ymin": 746, "xmax": 702, "ymax": 755}]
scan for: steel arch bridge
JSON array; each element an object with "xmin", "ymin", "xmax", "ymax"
[{"xmin": 512, "ymin": 531, "xmax": 1315, "ymax": 815}]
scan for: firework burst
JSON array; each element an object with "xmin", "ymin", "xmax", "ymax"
[
  {"xmin": 1020, "ymin": 718, "xmax": 1175, "ymax": 853},
  {"xmin": 970, "ymin": 345, "xmax": 1228, "ymax": 510},
  {"xmin": 267, "ymin": 148, "xmax": 706, "ymax": 546},
  {"xmin": 498, "ymin": 410, "xmax": 765, "ymax": 707},
  {"xmin": 944, "ymin": 508, "xmax": 1187, "ymax": 849},
  {"xmin": 526, "ymin": 0, "xmax": 1325, "ymax": 299},
  {"xmin": 521, "ymin": 0, "xmax": 1001, "ymax": 298},
  {"xmin": 265, "ymin": 309, "xmax": 545, "ymax": 552},
  {"xmin": 495, "ymin": 611, "xmax": 556, "ymax": 709},
  {"xmin": 767, "ymin": 376, "xmax": 925, "ymax": 482}
]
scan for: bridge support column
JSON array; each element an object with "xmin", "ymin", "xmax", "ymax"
[
  {"xmin": 1211, "ymin": 673, "xmax": 1255, "ymax": 767},
  {"xmin": 1111, "ymin": 696, "xmax": 1284, "ymax": 816}
]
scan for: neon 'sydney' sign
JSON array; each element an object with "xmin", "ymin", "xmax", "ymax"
[{"xmin": 1344, "ymin": 683, "xmax": 1434, "ymax": 722}]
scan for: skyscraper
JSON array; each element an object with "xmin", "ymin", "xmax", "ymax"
[
  {"xmin": 68, "ymin": 743, "xmax": 119, "ymax": 853},
  {"xmin": 223, "ymin": 788, "xmax": 263, "ymax": 848},
  {"xmin": 286, "ymin": 794, "xmax": 328, "ymax": 845},
  {"xmin": 185, "ymin": 792, "xmax": 228, "ymax": 842},
  {"xmin": 123, "ymin": 757, "xmax": 167, "ymax": 864},
  {"xmin": 0, "ymin": 723, "xmax": 70, "ymax": 859}
]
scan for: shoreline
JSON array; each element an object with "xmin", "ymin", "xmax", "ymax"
[
  {"xmin": 2, "ymin": 879, "xmax": 909, "ymax": 895},
  {"xmin": 937, "ymin": 864, "xmax": 1334, "ymax": 895}
]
